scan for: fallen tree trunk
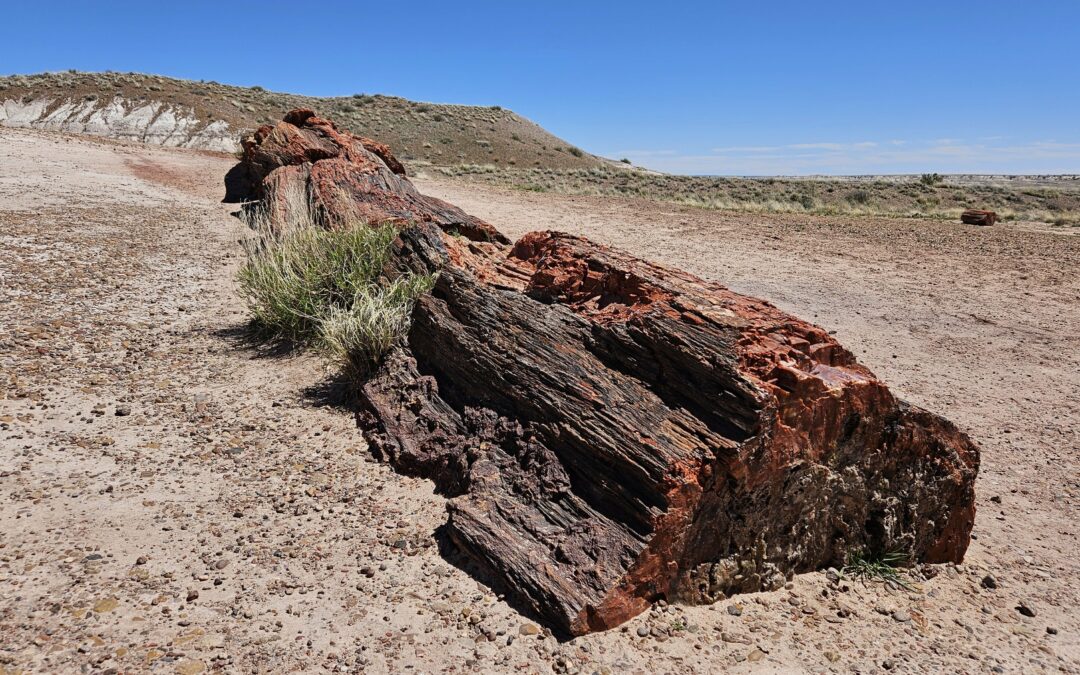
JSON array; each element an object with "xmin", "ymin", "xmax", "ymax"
[{"xmin": 233, "ymin": 110, "xmax": 980, "ymax": 635}]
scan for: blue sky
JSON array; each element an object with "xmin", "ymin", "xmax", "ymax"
[{"xmin": 3, "ymin": 1, "xmax": 1079, "ymax": 175}]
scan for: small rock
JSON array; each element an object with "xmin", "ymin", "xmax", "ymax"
[
  {"xmin": 175, "ymin": 659, "xmax": 205, "ymax": 675},
  {"xmin": 720, "ymin": 632, "xmax": 751, "ymax": 645},
  {"xmin": 115, "ymin": 406, "xmax": 131, "ymax": 417},
  {"xmin": 186, "ymin": 589, "xmax": 199, "ymax": 602},
  {"xmin": 92, "ymin": 598, "xmax": 118, "ymax": 613},
  {"xmin": 519, "ymin": 623, "xmax": 540, "ymax": 636},
  {"xmin": 636, "ymin": 626, "xmax": 650, "ymax": 638},
  {"xmin": 981, "ymin": 574, "xmax": 998, "ymax": 589},
  {"xmin": 726, "ymin": 603, "xmax": 743, "ymax": 616},
  {"xmin": 213, "ymin": 558, "xmax": 229, "ymax": 570},
  {"xmin": 1017, "ymin": 601, "xmax": 1036, "ymax": 617},
  {"xmin": 135, "ymin": 556, "xmax": 148, "ymax": 565},
  {"xmin": 1046, "ymin": 626, "xmax": 1058, "ymax": 635},
  {"xmin": 747, "ymin": 649, "xmax": 765, "ymax": 662},
  {"xmin": 891, "ymin": 609, "xmax": 911, "ymax": 623}
]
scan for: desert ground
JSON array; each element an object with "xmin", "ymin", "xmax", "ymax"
[{"xmin": 1, "ymin": 126, "xmax": 1077, "ymax": 674}]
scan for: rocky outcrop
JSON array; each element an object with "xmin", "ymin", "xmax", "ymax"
[
  {"xmin": 233, "ymin": 110, "xmax": 980, "ymax": 636},
  {"xmin": 0, "ymin": 97, "xmax": 236, "ymax": 152}
]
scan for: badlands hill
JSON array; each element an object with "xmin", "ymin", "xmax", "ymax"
[{"xmin": 0, "ymin": 71, "xmax": 605, "ymax": 169}]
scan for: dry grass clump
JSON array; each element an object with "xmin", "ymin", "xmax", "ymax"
[
  {"xmin": 317, "ymin": 276, "xmax": 436, "ymax": 373},
  {"xmin": 237, "ymin": 192, "xmax": 434, "ymax": 375}
]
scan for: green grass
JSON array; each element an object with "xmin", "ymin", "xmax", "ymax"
[
  {"xmin": 237, "ymin": 211, "xmax": 434, "ymax": 375},
  {"xmin": 841, "ymin": 549, "xmax": 914, "ymax": 589}
]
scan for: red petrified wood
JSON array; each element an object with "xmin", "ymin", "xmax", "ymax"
[
  {"xmin": 239, "ymin": 108, "xmax": 507, "ymax": 243},
  {"xmin": 961, "ymin": 209, "xmax": 998, "ymax": 226},
  {"xmin": 233, "ymin": 110, "xmax": 980, "ymax": 636}
]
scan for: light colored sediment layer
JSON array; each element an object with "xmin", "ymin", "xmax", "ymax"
[{"xmin": 0, "ymin": 96, "xmax": 236, "ymax": 151}]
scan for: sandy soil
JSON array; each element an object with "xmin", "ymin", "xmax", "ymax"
[{"xmin": 1, "ymin": 127, "xmax": 1077, "ymax": 674}]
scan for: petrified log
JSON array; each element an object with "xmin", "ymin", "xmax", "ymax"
[
  {"xmin": 238, "ymin": 108, "xmax": 506, "ymax": 243},
  {"xmin": 234, "ymin": 110, "xmax": 980, "ymax": 636},
  {"xmin": 961, "ymin": 209, "xmax": 998, "ymax": 226}
]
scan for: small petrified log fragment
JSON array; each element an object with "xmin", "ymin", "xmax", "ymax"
[
  {"xmin": 961, "ymin": 209, "xmax": 998, "ymax": 226},
  {"xmin": 234, "ymin": 110, "xmax": 980, "ymax": 636}
]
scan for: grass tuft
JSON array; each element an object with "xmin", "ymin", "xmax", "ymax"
[
  {"xmin": 237, "ymin": 194, "xmax": 434, "ymax": 375},
  {"xmin": 317, "ymin": 275, "xmax": 435, "ymax": 375},
  {"xmin": 841, "ymin": 549, "xmax": 914, "ymax": 589}
]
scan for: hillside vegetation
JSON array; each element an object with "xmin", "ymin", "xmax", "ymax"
[
  {"xmin": 434, "ymin": 164, "xmax": 1080, "ymax": 226},
  {"xmin": 0, "ymin": 71, "xmax": 604, "ymax": 168}
]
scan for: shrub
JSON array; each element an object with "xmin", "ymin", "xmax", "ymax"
[
  {"xmin": 847, "ymin": 189, "xmax": 871, "ymax": 205},
  {"xmin": 237, "ymin": 208, "xmax": 434, "ymax": 374},
  {"xmin": 568, "ymin": 147, "xmax": 585, "ymax": 158},
  {"xmin": 920, "ymin": 173, "xmax": 943, "ymax": 186}
]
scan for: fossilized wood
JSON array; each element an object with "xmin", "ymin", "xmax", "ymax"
[
  {"xmin": 961, "ymin": 209, "xmax": 998, "ymax": 226},
  {"xmin": 234, "ymin": 110, "xmax": 980, "ymax": 636},
  {"xmin": 236, "ymin": 108, "xmax": 507, "ymax": 243},
  {"xmin": 360, "ymin": 225, "xmax": 979, "ymax": 634}
]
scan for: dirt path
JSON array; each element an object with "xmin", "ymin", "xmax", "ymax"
[{"xmin": 0, "ymin": 127, "xmax": 1075, "ymax": 674}]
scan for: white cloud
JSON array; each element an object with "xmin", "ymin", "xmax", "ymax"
[
  {"xmin": 709, "ymin": 145, "xmax": 782, "ymax": 153},
  {"xmin": 789, "ymin": 142, "xmax": 846, "ymax": 150}
]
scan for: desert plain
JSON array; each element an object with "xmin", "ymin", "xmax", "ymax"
[{"xmin": 0, "ymin": 125, "xmax": 1078, "ymax": 674}]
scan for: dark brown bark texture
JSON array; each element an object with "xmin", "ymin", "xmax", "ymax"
[{"xmin": 234, "ymin": 111, "xmax": 979, "ymax": 636}]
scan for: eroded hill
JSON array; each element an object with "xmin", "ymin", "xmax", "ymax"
[{"xmin": 0, "ymin": 71, "xmax": 604, "ymax": 169}]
